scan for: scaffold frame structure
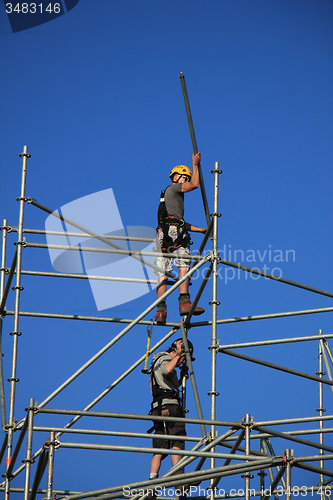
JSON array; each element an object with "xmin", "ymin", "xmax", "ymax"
[{"xmin": 0, "ymin": 74, "xmax": 332, "ymax": 500}]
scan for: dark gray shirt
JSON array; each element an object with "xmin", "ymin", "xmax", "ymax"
[
  {"xmin": 150, "ymin": 352, "xmax": 180, "ymax": 408},
  {"xmin": 165, "ymin": 183, "xmax": 184, "ymax": 220}
]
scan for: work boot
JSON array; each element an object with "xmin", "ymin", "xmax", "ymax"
[
  {"xmin": 178, "ymin": 294, "xmax": 205, "ymax": 316},
  {"xmin": 154, "ymin": 302, "xmax": 167, "ymax": 323}
]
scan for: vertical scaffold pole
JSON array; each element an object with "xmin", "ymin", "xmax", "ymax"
[
  {"xmin": 317, "ymin": 329, "xmax": 325, "ymax": 496},
  {"xmin": 23, "ymin": 398, "xmax": 35, "ymax": 500},
  {"xmin": 208, "ymin": 161, "xmax": 221, "ymax": 495},
  {"xmin": 284, "ymin": 449, "xmax": 293, "ymax": 500},
  {"xmin": 46, "ymin": 431, "xmax": 55, "ymax": 500},
  {"xmin": 0, "ymin": 219, "xmax": 8, "ymax": 429},
  {"xmin": 242, "ymin": 413, "xmax": 253, "ymax": 500},
  {"xmin": 5, "ymin": 146, "xmax": 30, "ymax": 500}
]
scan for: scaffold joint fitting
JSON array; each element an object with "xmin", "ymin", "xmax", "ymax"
[
  {"xmin": 0, "ymin": 226, "xmax": 12, "ymax": 233},
  {"xmin": 9, "ymin": 331, "xmax": 22, "ymax": 336}
]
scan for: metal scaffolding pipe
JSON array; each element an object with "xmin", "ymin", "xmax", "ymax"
[
  {"xmin": 10, "ymin": 226, "xmax": 156, "ymax": 242},
  {"xmin": 255, "ymin": 414, "xmax": 333, "ymax": 427},
  {"xmin": 180, "ymin": 321, "xmax": 206, "ymax": 437},
  {"xmin": 28, "ymin": 447, "xmax": 48, "ymax": 500},
  {"xmin": 321, "ymin": 339, "xmax": 333, "ymax": 396},
  {"xmin": 0, "ymin": 249, "xmax": 17, "ymax": 315},
  {"xmin": 58, "ymin": 440, "xmax": 260, "ymax": 461},
  {"xmin": 6, "ymin": 145, "xmax": 30, "ymax": 500},
  {"xmin": 179, "ymin": 72, "xmax": 210, "ymax": 227},
  {"xmin": 25, "ymin": 240, "xmax": 204, "ymax": 261},
  {"xmin": 37, "ymin": 407, "xmax": 242, "ymax": 428},
  {"xmin": 318, "ymin": 331, "xmax": 325, "ymax": 492},
  {"xmin": 18, "ymin": 269, "xmax": 159, "ymax": 284},
  {"xmin": 5, "ymin": 310, "xmax": 180, "ymax": 328},
  {"xmin": 210, "ymin": 161, "xmax": 221, "ymax": 492},
  {"xmin": 45, "ymin": 432, "xmax": 55, "ymax": 500},
  {"xmin": 5, "ymin": 415, "xmax": 28, "ymax": 478},
  {"xmin": 219, "ymin": 348, "xmax": 333, "ymax": 387},
  {"xmin": 23, "ymin": 398, "xmax": 35, "ymax": 500},
  {"xmin": 191, "ymin": 306, "xmax": 333, "ymax": 327},
  {"xmin": 0, "ymin": 219, "xmax": 8, "ymax": 428},
  {"xmin": 184, "ymin": 262, "xmax": 213, "ymax": 325},
  {"xmin": 218, "ymin": 332, "xmax": 333, "ymax": 350},
  {"xmin": 218, "ymin": 257, "xmax": 333, "ymax": 299},
  {"xmin": 62, "ymin": 456, "xmax": 281, "ymax": 500},
  {"xmin": 254, "ymin": 426, "xmax": 333, "ymax": 453},
  {"xmin": 261, "ymin": 465, "xmax": 285, "ymax": 500},
  {"xmin": 262, "ymin": 438, "xmax": 286, "ymax": 491},
  {"xmin": 27, "ymin": 198, "xmax": 181, "ymax": 280}
]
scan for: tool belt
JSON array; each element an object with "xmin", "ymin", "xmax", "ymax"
[
  {"xmin": 147, "ymin": 389, "xmax": 181, "ymax": 433},
  {"xmin": 157, "ymin": 216, "xmax": 191, "ymax": 253}
]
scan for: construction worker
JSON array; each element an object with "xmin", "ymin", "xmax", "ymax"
[
  {"xmin": 149, "ymin": 338, "xmax": 194, "ymax": 480},
  {"xmin": 154, "ymin": 152, "xmax": 207, "ymax": 323}
]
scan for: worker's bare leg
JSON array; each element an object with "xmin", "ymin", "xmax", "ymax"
[
  {"xmin": 150, "ymin": 453, "xmax": 163, "ymax": 476},
  {"xmin": 156, "ymin": 276, "xmax": 168, "ymax": 298},
  {"xmin": 178, "ymin": 267, "xmax": 189, "ymax": 295},
  {"xmin": 171, "ymin": 446, "xmax": 184, "ymax": 471}
]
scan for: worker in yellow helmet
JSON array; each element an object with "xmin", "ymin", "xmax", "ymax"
[{"xmin": 154, "ymin": 152, "xmax": 207, "ymax": 323}]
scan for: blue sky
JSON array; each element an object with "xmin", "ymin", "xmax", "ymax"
[{"xmin": 1, "ymin": 0, "xmax": 333, "ymax": 495}]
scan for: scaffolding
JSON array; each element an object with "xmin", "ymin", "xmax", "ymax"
[{"xmin": 0, "ymin": 74, "xmax": 333, "ymax": 499}]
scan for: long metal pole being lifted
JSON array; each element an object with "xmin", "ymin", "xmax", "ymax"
[
  {"xmin": 180, "ymin": 72, "xmax": 211, "ymax": 228},
  {"xmin": 5, "ymin": 146, "xmax": 30, "ymax": 500}
]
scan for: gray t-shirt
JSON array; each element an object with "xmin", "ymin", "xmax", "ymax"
[
  {"xmin": 165, "ymin": 183, "xmax": 184, "ymax": 220},
  {"xmin": 150, "ymin": 351, "xmax": 180, "ymax": 407}
]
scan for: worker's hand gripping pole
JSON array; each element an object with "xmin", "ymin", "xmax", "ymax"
[
  {"xmin": 180, "ymin": 72, "xmax": 211, "ymax": 229},
  {"xmin": 141, "ymin": 320, "xmax": 153, "ymax": 374}
]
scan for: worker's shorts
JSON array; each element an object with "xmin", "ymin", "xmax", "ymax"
[
  {"xmin": 155, "ymin": 226, "xmax": 191, "ymax": 277},
  {"xmin": 151, "ymin": 404, "xmax": 186, "ymax": 458}
]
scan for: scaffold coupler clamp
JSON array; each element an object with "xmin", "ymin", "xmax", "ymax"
[
  {"xmin": 281, "ymin": 449, "xmax": 294, "ymax": 467},
  {"xmin": 44, "ymin": 439, "xmax": 60, "ymax": 450},
  {"xmin": 241, "ymin": 415, "xmax": 253, "ymax": 430}
]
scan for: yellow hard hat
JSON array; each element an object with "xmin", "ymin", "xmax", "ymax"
[{"xmin": 169, "ymin": 165, "xmax": 192, "ymax": 180}]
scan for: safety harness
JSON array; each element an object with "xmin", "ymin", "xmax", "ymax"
[{"xmin": 157, "ymin": 186, "xmax": 191, "ymax": 253}]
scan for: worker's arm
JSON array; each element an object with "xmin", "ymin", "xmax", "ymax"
[
  {"xmin": 184, "ymin": 222, "xmax": 207, "ymax": 233},
  {"xmin": 165, "ymin": 343, "xmax": 185, "ymax": 373},
  {"xmin": 181, "ymin": 152, "xmax": 201, "ymax": 193}
]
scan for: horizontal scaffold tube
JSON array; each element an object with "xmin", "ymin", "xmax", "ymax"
[
  {"xmin": 25, "ymin": 241, "xmax": 204, "ymax": 261},
  {"xmin": 59, "ymin": 441, "xmax": 260, "ymax": 461},
  {"xmin": 4, "ymin": 310, "xmax": 180, "ymax": 327},
  {"xmin": 18, "ymin": 269, "xmax": 159, "ymax": 285},
  {"xmin": 11, "ymin": 226, "xmax": 155, "ymax": 243},
  {"xmin": 27, "ymin": 198, "xmax": 179, "ymax": 280},
  {"xmin": 218, "ymin": 332, "xmax": 333, "ymax": 350},
  {"xmin": 37, "ymin": 407, "xmax": 243, "ymax": 429}
]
